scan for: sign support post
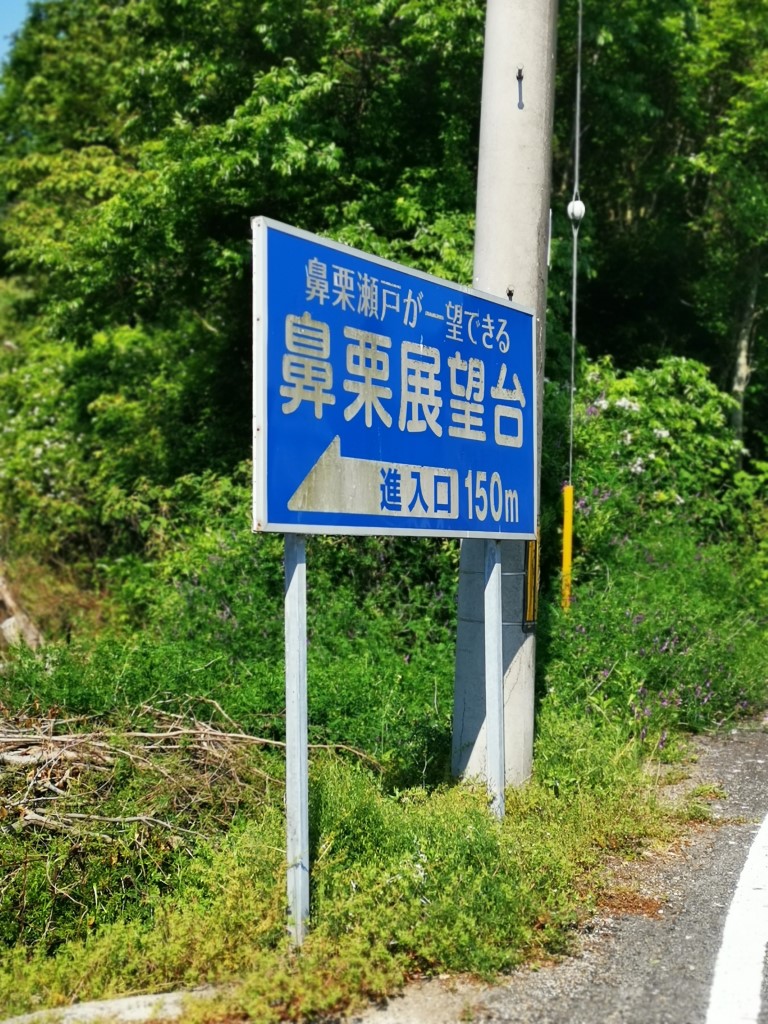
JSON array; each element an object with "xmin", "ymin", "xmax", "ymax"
[
  {"xmin": 284, "ymin": 533, "xmax": 309, "ymax": 946},
  {"xmin": 484, "ymin": 539, "xmax": 505, "ymax": 818}
]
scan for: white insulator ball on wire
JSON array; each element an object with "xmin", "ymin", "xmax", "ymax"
[{"xmin": 567, "ymin": 198, "xmax": 586, "ymax": 224}]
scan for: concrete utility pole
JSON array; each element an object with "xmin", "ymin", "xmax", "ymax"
[{"xmin": 452, "ymin": 0, "xmax": 558, "ymax": 788}]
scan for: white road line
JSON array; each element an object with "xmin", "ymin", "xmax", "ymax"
[{"xmin": 706, "ymin": 814, "xmax": 768, "ymax": 1024}]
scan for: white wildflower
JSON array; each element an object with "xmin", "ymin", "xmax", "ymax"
[
  {"xmin": 615, "ymin": 397, "xmax": 640, "ymax": 412},
  {"xmin": 653, "ymin": 428, "xmax": 670, "ymax": 439},
  {"xmin": 629, "ymin": 457, "xmax": 645, "ymax": 474}
]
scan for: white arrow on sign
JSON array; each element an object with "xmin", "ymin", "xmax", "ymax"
[{"xmin": 288, "ymin": 436, "xmax": 459, "ymax": 519}]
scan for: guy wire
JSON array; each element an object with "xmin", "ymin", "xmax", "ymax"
[{"xmin": 568, "ymin": 0, "xmax": 583, "ymax": 486}]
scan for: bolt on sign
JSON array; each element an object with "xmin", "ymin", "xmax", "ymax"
[{"xmin": 252, "ymin": 217, "xmax": 537, "ymax": 539}]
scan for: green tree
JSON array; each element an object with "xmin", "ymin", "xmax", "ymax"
[
  {"xmin": 551, "ymin": 0, "xmax": 702, "ymax": 365},
  {"xmin": 683, "ymin": 0, "xmax": 768, "ymax": 452},
  {"xmin": 0, "ymin": 0, "xmax": 486, "ymax": 561},
  {"xmin": 553, "ymin": 0, "xmax": 768, "ymax": 459}
]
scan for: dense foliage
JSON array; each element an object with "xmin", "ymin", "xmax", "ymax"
[
  {"xmin": 0, "ymin": 1, "xmax": 766, "ymax": 1019},
  {"xmin": 554, "ymin": 0, "xmax": 768, "ymax": 453},
  {"xmin": 0, "ymin": 0, "xmax": 766, "ymax": 569}
]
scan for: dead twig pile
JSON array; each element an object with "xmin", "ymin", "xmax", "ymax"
[
  {"xmin": 0, "ymin": 698, "xmax": 289, "ymax": 842},
  {"xmin": 0, "ymin": 697, "xmax": 381, "ymax": 949},
  {"xmin": 0, "ymin": 697, "xmax": 381, "ymax": 843}
]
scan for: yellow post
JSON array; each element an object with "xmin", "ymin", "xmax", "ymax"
[{"xmin": 561, "ymin": 484, "xmax": 574, "ymax": 609}]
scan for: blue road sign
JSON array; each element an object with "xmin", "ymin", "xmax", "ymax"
[{"xmin": 252, "ymin": 217, "xmax": 537, "ymax": 539}]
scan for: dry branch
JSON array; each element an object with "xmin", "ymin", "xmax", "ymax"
[
  {"xmin": 0, "ymin": 702, "xmax": 381, "ymax": 845},
  {"xmin": 0, "ymin": 570, "xmax": 44, "ymax": 650}
]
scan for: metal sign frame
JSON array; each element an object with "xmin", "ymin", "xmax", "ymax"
[
  {"xmin": 251, "ymin": 217, "xmax": 541, "ymax": 944},
  {"xmin": 252, "ymin": 217, "xmax": 537, "ymax": 540}
]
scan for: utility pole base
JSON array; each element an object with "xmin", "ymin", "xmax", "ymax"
[{"xmin": 452, "ymin": 538, "xmax": 535, "ymax": 786}]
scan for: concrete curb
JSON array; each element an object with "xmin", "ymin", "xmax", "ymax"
[{"xmin": 1, "ymin": 988, "xmax": 217, "ymax": 1024}]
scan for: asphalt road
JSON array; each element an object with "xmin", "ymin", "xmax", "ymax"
[{"xmin": 355, "ymin": 724, "xmax": 768, "ymax": 1024}]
